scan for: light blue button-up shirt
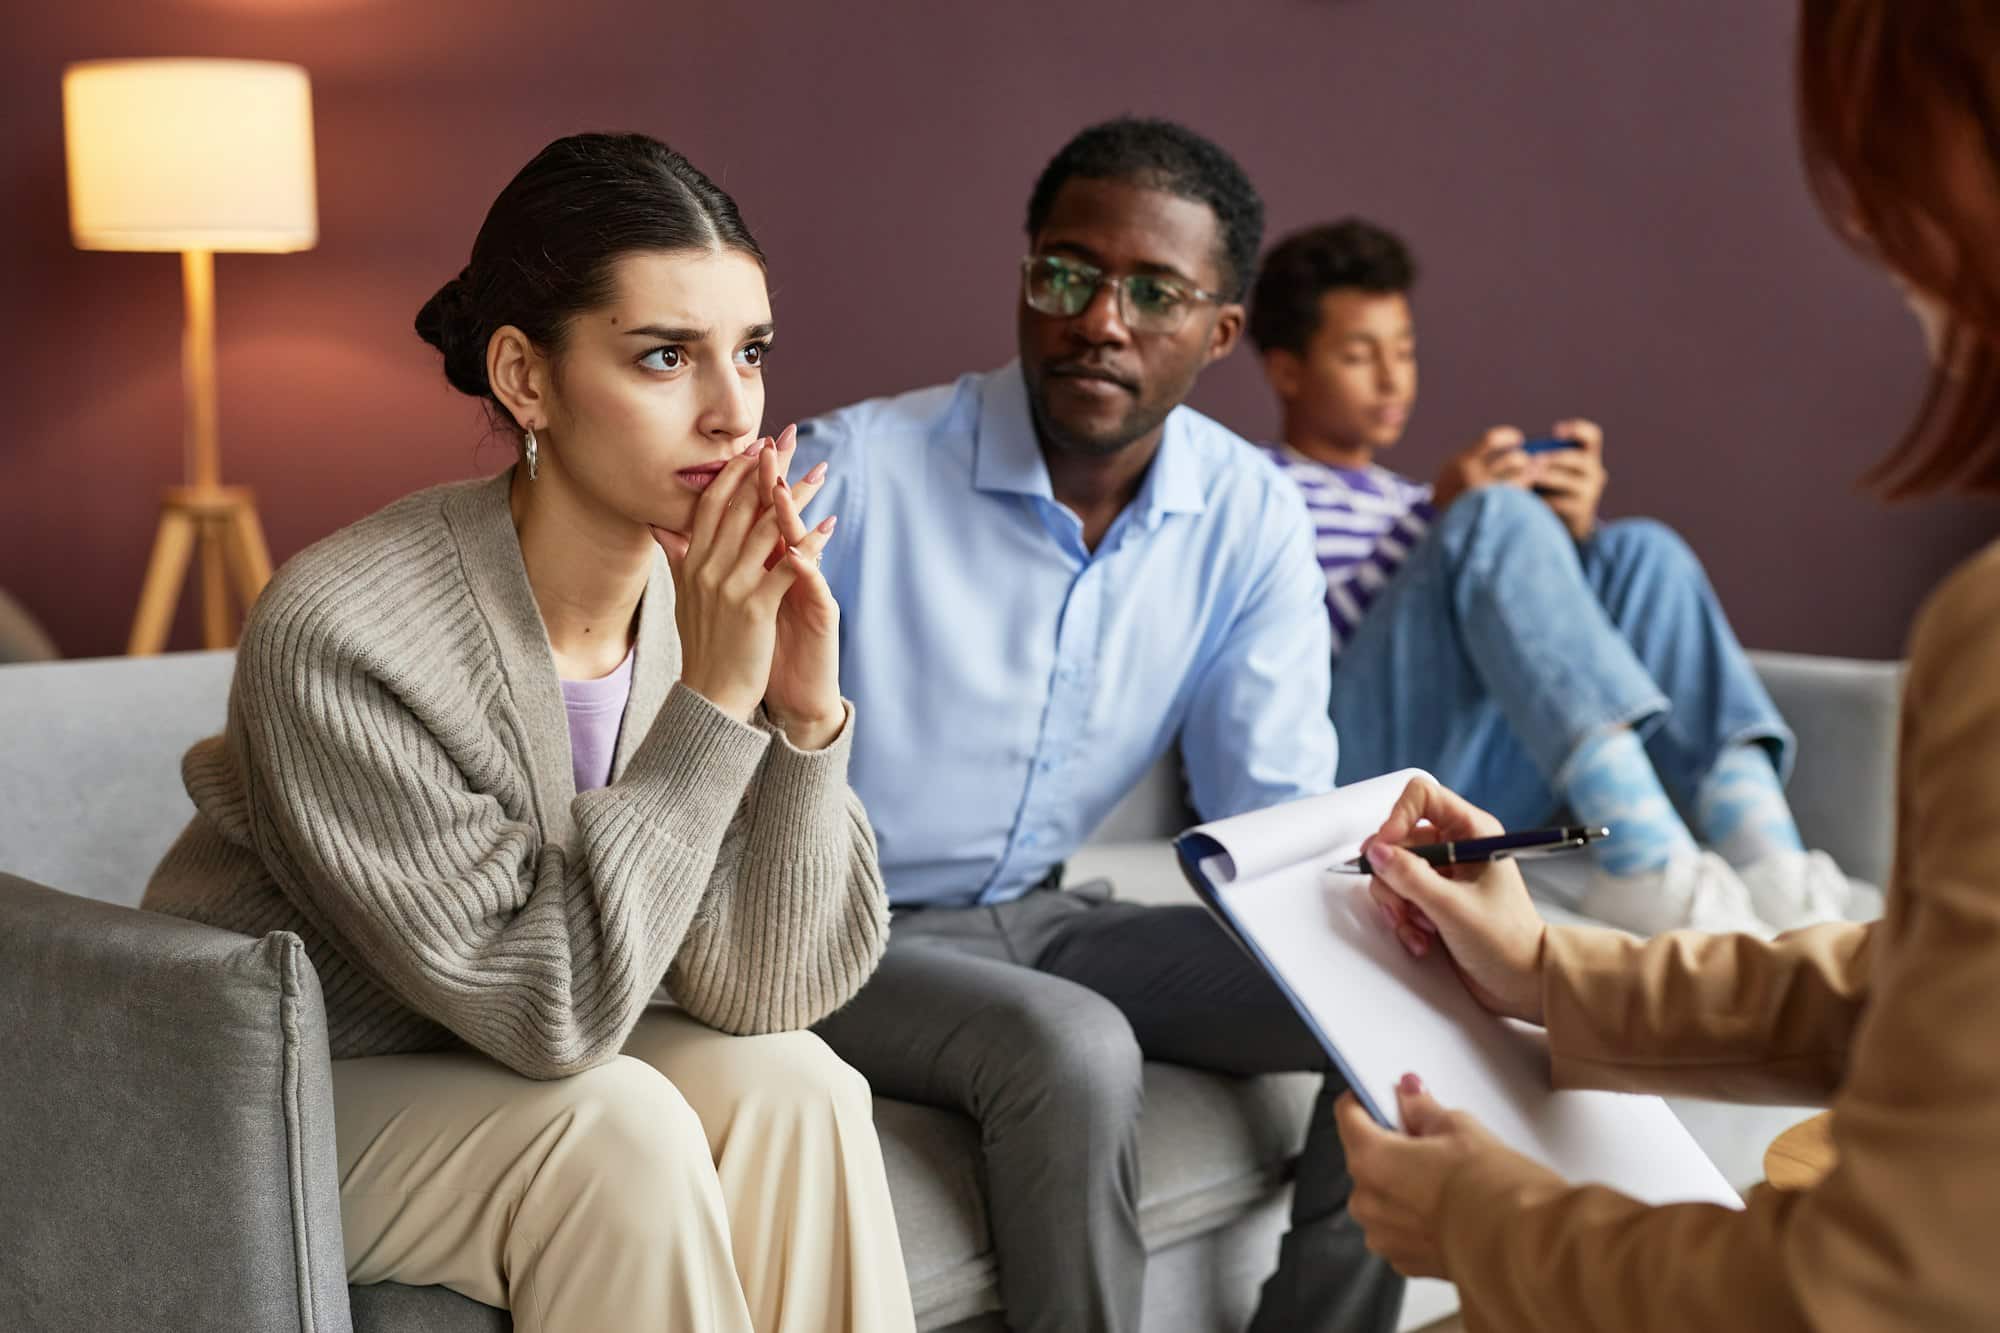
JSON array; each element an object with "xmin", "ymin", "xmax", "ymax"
[{"xmin": 793, "ymin": 362, "xmax": 1337, "ymax": 907}]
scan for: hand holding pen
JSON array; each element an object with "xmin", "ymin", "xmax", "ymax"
[
  {"xmin": 1330, "ymin": 825, "xmax": 1609, "ymax": 878},
  {"xmin": 1351, "ymin": 776, "xmax": 1557, "ymax": 1027}
]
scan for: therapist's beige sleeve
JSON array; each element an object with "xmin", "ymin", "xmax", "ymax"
[
  {"xmin": 1436, "ymin": 541, "xmax": 2000, "ymax": 1333},
  {"xmin": 335, "ymin": 1009, "xmax": 916, "ymax": 1333}
]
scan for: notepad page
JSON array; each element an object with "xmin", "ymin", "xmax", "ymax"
[
  {"xmin": 1191, "ymin": 778, "xmax": 1740, "ymax": 1210},
  {"xmin": 1189, "ymin": 769, "xmax": 1428, "ymax": 882}
]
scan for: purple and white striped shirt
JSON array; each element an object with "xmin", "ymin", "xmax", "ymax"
[{"xmin": 1260, "ymin": 444, "xmax": 1437, "ymax": 657}]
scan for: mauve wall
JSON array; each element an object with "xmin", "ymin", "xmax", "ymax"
[{"xmin": 4, "ymin": 0, "xmax": 1993, "ymax": 659}]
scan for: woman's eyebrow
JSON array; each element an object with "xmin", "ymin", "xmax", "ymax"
[
  {"xmin": 620, "ymin": 322, "xmax": 775, "ymax": 342},
  {"xmin": 623, "ymin": 324, "xmax": 708, "ymax": 341}
]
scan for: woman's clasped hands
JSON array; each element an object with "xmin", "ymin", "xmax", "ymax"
[{"xmin": 651, "ymin": 423, "xmax": 845, "ymax": 751}]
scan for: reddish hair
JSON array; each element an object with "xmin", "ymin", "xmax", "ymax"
[{"xmin": 1797, "ymin": 0, "xmax": 2000, "ymax": 496}]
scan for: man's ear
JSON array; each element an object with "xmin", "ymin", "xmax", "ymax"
[
  {"xmin": 1261, "ymin": 346, "xmax": 1304, "ymax": 401},
  {"xmin": 487, "ymin": 325, "xmax": 550, "ymax": 431},
  {"xmin": 1203, "ymin": 303, "xmax": 1246, "ymax": 367}
]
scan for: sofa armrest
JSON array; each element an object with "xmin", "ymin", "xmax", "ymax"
[
  {"xmin": 1749, "ymin": 651, "xmax": 1904, "ymax": 889},
  {"xmin": 0, "ymin": 874, "xmax": 352, "ymax": 1333}
]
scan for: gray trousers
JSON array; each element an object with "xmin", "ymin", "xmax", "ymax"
[{"xmin": 813, "ymin": 881, "xmax": 1404, "ymax": 1333}]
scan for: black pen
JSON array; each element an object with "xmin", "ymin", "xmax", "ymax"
[{"xmin": 1328, "ymin": 826, "xmax": 1611, "ymax": 878}]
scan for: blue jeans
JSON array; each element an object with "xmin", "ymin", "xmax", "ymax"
[{"xmin": 1332, "ymin": 486, "xmax": 1793, "ymax": 831}]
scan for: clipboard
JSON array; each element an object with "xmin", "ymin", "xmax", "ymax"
[{"xmin": 1174, "ymin": 769, "xmax": 1742, "ymax": 1210}]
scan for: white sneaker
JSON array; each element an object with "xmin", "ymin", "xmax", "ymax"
[
  {"xmin": 1581, "ymin": 851, "xmax": 1774, "ymax": 938},
  {"xmin": 1737, "ymin": 850, "xmax": 1884, "ymax": 930}
]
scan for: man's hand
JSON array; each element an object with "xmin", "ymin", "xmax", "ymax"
[
  {"xmin": 1534, "ymin": 419, "xmax": 1607, "ymax": 540},
  {"xmin": 1431, "ymin": 427, "xmax": 1531, "ymax": 513}
]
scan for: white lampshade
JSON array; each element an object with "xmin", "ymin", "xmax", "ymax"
[{"xmin": 63, "ymin": 59, "xmax": 318, "ymax": 253}]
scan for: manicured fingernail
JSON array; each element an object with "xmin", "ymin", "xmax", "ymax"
[
  {"xmin": 1400, "ymin": 1073, "xmax": 1424, "ymax": 1095},
  {"xmin": 1376, "ymin": 901, "xmax": 1398, "ymax": 932},
  {"xmin": 817, "ymin": 514, "xmax": 837, "ymax": 534},
  {"xmin": 805, "ymin": 461, "xmax": 828, "ymax": 484},
  {"xmin": 780, "ymin": 423, "xmax": 798, "ymax": 447},
  {"xmin": 748, "ymin": 438, "xmax": 768, "ymax": 457}
]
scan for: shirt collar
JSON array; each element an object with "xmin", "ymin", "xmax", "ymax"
[
  {"xmin": 1137, "ymin": 412, "xmax": 1207, "ymax": 522},
  {"xmin": 972, "ymin": 361, "xmax": 1055, "ymax": 499},
  {"xmin": 973, "ymin": 361, "xmax": 1207, "ymax": 525}
]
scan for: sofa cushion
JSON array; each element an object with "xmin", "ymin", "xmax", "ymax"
[
  {"xmin": 1749, "ymin": 651, "xmax": 1903, "ymax": 887},
  {"xmin": 880, "ymin": 1065, "xmax": 1316, "ymax": 1327},
  {"xmin": 0, "ymin": 875, "xmax": 350, "ymax": 1333},
  {"xmin": 343, "ymin": 1066, "xmax": 1314, "ymax": 1333},
  {"xmin": 0, "ymin": 652, "xmax": 233, "ymax": 907},
  {"xmin": 348, "ymin": 1283, "xmax": 508, "ymax": 1333}
]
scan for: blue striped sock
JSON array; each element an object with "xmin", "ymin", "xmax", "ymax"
[
  {"xmin": 1694, "ymin": 744, "xmax": 1804, "ymax": 869},
  {"xmin": 1562, "ymin": 728, "xmax": 1699, "ymax": 877}
]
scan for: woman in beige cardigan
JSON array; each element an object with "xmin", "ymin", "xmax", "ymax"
[
  {"xmin": 1335, "ymin": 3, "xmax": 2000, "ymax": 1329},
  {"xmin": 144, "ymin": 133, "xmax": 913, "ymax": 1333}
]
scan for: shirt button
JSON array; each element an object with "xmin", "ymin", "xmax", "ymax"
[{"xmin": 1021, "ymin": 833, "xmax": 1039, "ymax": 847}]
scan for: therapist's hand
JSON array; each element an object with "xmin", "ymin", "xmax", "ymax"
[
  {"xmin": 1363, "ymin": 776, "xmax": 1548, "ymax": 1025},
  {"xmin": 1337, "ymin": 1074, "xmax": 1566, "ymax": 1279}
]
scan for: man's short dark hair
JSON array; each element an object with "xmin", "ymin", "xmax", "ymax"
[
  {"xmin": 1248, "ymin": 219, "xmax": 1418, "ymax": 356},
  {"xmin": 1025, "ymin": 118, "xmax": 1265, "ymax": 301}
]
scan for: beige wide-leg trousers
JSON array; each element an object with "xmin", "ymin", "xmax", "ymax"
[{"xmin": 332, "ymin": 1008, "xmax": 916, "ymax": 1333}]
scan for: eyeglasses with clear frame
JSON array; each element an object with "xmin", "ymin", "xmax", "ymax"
[{"xmin": 1020, "ymin": 254, "xmax": 1226, "ymax": 335}]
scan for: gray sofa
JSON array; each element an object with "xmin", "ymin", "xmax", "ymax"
[{"xmin": 0, "ymin": 649, "xmax": 1902, "ymax": 1333}]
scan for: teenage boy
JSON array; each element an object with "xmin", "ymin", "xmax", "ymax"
[{"xmin": 1247, "ymin": 217, "xmax": 1881, "ymax": 936}]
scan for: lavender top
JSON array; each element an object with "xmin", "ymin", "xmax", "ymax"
[
  {"xmin": 1260, "ymin": 443, "xmax": 1437, "ymax": 657},
  {"xmin": 560, "ymin": 646, "xmax": 635, "ymax": 793}
]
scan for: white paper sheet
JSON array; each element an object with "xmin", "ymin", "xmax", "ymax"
[{"xmin": 1184, "ymin": 772, "xmax": 1742, "ymax": 1211}]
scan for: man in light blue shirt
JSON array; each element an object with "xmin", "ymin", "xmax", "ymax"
[
  {"xmin": 796, "ymin": 362, "xmax": 1335, "ymax": 908},
  {"xmin": 799, "ymin": 120, "xmax": 1402, "ymax": 1333}
]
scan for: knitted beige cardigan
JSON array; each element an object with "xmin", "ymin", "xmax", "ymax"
[{"xmin": 144, "ymin": 472, "xmax": 889, "ymax": 1079}]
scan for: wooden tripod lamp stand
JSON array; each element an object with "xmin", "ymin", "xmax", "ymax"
[{"xmin": 62, "ymin": 59, "xmax": 319, "ymax": 655}]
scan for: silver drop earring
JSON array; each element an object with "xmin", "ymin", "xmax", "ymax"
[{"xmin": 523, "ymin": 426, "xmax": 539, "ymax": 481}]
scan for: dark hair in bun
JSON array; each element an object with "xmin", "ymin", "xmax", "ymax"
[
  {"xmin": 413, "ymin": 266, "xmax": 488, "ymax": 397},
  {"xmin": 415, "ymin": 132, "xmax": 765, "ymax": 415}
]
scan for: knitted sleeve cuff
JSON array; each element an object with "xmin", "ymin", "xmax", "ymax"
[
  {"xmin": 579, "ymin": 683, "xmax": 771, "ymax": 854},
  {"xmin": 756, "ymin": 699, "xmax": 856, "ymax": 834}
]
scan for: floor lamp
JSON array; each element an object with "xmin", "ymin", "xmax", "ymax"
[{"xmin": 62, "ymin": 59, "xmax": 319, "ymax": 655}]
